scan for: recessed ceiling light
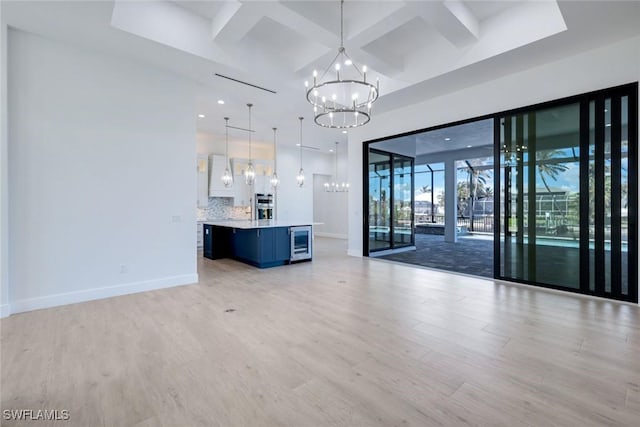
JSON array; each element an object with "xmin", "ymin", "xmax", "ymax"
[
  {"xmin": 296, "ymin": 143, "xmax": 301, "ymax": 146},
  {"xmin": 217, "ymin": 100, "xmax": 225, "ymax": 105},
  {"xmin": 342, "ymin": 130, "xmax": 348, "ymax": 134},
  {"xmin": 329, "ymin": 149, "xmax": 334, "ymax": 152},
  {"xmin": 605, "ymin": 123, "xmax": 612, "ymax": 127},
  {"xmin": 198, "ymin": 114, "xmax": 205, "ymax": 118},
  {"xmin": 467, "ymin": 145, "xmax": 472, "ymax": 148},
  {"xmin": 444, "ymin": 137, "xmax": 451, "ymax": 141}
]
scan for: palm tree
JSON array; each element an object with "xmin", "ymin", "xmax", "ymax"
[{"xmin": 537, "ymin": 149, "xmax": 568, "ymax": 215}]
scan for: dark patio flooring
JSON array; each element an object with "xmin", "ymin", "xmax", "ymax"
[{"xmin": 377, "ymin": 233, "xmax": 494, "ymax": 278}]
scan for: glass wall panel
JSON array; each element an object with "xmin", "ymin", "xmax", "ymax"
[
  {"xmin": 604, "ymin": 98, "xmax": 612, "ymax": 293},
  {"xmin": 368, "ymin": 150, "xmax": 415, "ymax": 253},
  {"xmin": 497, "ymin": 84, "xmax": 636, "ymax": 302},
  {"xmin": 534, "ymin": 104, "xmax": 581, "ymax": 289},
  {"xmin": 369, "ymin": 151, "xmax": 391, "ymax": 251},
  {"xmin": 415, "ymin": 163, "xmax": 444, "ymax": 224},
  {"xmin": 499, "ymin": 104, "xmax": 581, "ymax": 289},
  {"xmin": 393, "ymin": 156, "xmax": 413, "ymax": 246},
  {"xmin": 621, "ymin": 96, "xmax": 629, "ymax": 296},
  {"xmin": 589, "ymin": 101, "xmax": 595, "ymax": 291}
]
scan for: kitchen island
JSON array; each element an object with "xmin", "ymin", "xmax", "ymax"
[{"xmin": 202, "ymin": 220, "xmax": 312, "ymax": 268}]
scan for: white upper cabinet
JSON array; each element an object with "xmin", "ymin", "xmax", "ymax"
[
  {"xmin": 208, "ymin": 155, "xmax": 234, "ymax": 197},
  {"xmin": 229, "ymin": 158, "xmax": 274, "ymax": 206},
  {"xmin": 196, "ymin": 154, "xmax": 209, "ymax": 208}
]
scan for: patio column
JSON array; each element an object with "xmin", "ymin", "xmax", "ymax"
[{"xmin": 444, "ymin": 158, "xmax": 457, "ymax": 243}]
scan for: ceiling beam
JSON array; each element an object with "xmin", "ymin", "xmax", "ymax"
[
  {"xmin": 292, "ymin": 3, "xmax": 413, "ymax": 76},
  {"xmin": 414, "ymin": 0, "xmax": 480, "ymax": 48},
  {"xmin": 211, "ymin": 2, "xmax": 265, "ymax": 44},
  {"xmin": 263, "ymin": 2, "xmax": 338, "ymax": 49},
  {"xmin": 210, "ymin": 1, "xmax": 242, "ymax": 40},
  {"xmin": 443, "ymin": 0, "xmax": 480, "ymax": 39}
]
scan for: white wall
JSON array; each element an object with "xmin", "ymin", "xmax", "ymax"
[
  {"xmin": 313, "ymin": 174, "xmax": 348, "ymax": 238},
  {"xmin": 7, "ymin": 29, "xmax": 198, "ymax": 314},
  {"xmin": 0, "ymin": 6, "xmax": 9, "ymax": 317},
  {"xmin": 348, "ymin": 35, "xmax": 640, "ymax": 299},
  {"xmin": 275, "ymin": 145, "xmax": 333, "ymax": 222}
]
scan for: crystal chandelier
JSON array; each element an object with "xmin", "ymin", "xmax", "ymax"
[
  {"xmin": 304, "ymin": 0, "xmax": 379, "ymax": 129},
  {"xmin": 221, "ymin": 117, "xmax": 233, "ymax": 187},
  {"xmin": 324, "ymin": 141, "xmax": 349, "ymax": 192},
  {"xmin": 296, "ymin": 117, "xmax": 305, "ymax": 187},
  {"xmin": 244, "ymin": 103, "xmax": 255, "ymax": 185},
  {"xmin": 270, "ymin": 127, "xmax": 279, "ymax": 189}
]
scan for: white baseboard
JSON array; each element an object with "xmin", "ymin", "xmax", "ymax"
[
  {"xmin": 0, "ymin": 304, "xmax": 9, "ymax": 318},
  {"xmin": 8, "ymin": 274, "xmax": 198, "ymax": 315},
  {"xmin": 314, "ymin": 232, "xmax": 348, "ymax": 239}
]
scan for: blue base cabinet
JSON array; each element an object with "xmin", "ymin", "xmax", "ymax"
[
  {"xmin": 204, "ymin": 225, "xmax": 291, "ymax": 268},
  {"xmin": 203, "ymin": 224, "xmax": 231, "ymax": 260}
]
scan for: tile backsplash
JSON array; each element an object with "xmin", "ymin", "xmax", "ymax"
[{"xmin": 196, "ymin": 197, "xmax": 251, "ymax": 221}]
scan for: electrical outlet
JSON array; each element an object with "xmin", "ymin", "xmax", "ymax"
[{"xmin": 120, "ymin": 264, "xmax": 128, "ymax": 274}]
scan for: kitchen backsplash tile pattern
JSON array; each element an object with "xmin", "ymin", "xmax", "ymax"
[{"xmin": 196, "ymin": 197, "xmax": 251, "ymax": 221}]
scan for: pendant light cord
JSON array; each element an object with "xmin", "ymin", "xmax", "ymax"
[
  {"xmin": 335, "ymin": 141, "xmax": 339, "ymax": 182},
  {"xmin": 272, "ymin": 128, "xmax": 277, "ymax": 170},
  {"xmin": 224, "ymin": 117, "xmax": 229, "ymax": 161},
  {"xmin": 340, "ymin": 0, "xmax": 344, "ymax": 49},
  {"xmin": 298, "ymin": 117, "xmax": 303, "ymax": 168},
  {"xmin": 247, "ymin": 103, "xmax": 253, "ymax": 161}
]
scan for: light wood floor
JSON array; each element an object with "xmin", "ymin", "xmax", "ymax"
[{"xmin": 1, "ymin": 238, "xmax": 639, "ymax": 426}]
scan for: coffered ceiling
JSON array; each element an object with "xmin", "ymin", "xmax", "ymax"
[{"xmin": 3, "ymin": 1, "xmax": 640, "ymax": 152}]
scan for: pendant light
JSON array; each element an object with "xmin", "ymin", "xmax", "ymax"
[
  {"xmin": 324, "ymin": 141, "xmax": 349, "ymax": 192},
  {"xmin": 244, "ymin": 103, "xmax": 256, "ymax": 186},
  {"xmin": 304, "ymin": 0, "xmax": 379, "ymax": 129},
  {"xmin": 270, "ymin": 127, "xmax": 279, "ymax": 190},
  {"xmin": 221, "ymin": 117, "xmax": 233, "ymax": 187},
  {"xmin": 296, "ymin": 117, "xmax": 305, "ymax": 187}
]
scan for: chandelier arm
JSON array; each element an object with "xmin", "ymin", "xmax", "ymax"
[
  {"xmin": 341, "ymin": 50, "xmax": 363, "ymax": 76},
  {"xmin": 319, "ymin": 50, "xmax": 343, "ymax": 81}
]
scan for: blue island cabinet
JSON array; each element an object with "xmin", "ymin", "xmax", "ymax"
[{"xmin": 231, "ymin": 227, "xmax": 291, "ymax": 268}]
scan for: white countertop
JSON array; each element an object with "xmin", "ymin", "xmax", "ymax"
[{"xmin": 203, "ymin": 220, "xmax": 313, "ymax": 229}]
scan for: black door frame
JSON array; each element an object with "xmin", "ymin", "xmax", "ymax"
[
  {"xmin": 494, "ymin": 83, "xmax": 637, "ymax": 303},
  {"xmin": 362, "ymin": 82, "xmax": 638, "ymax": 303},
  {"xmin": 363, "ymin": 148, "xmax": 415, "ymax": 254}
]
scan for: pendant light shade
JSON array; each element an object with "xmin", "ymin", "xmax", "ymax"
[
  {"xmin": 270, "ymin": 127, "xmax": 279, "ymax": 190},
  {"xmin": 245, "ymin": 103, "xmax": 255, "ymax": 186},
  {"xmin": 296, "ymin": 117, "xmax": 305, "ymax": 187},
  {"xmin": 221, "ymin": 117, "xmax": 233, "ymax": 187}
]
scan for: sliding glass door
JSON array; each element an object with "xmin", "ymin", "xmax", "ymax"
[
  {"xmin": 496, "ymin": 84, "xmax": 637, "ymax": 302},
  {"xmin": 367, "ymin": 149, "xmax": 414, "ymax": 253},
  {"xmin": 368, "ymin": 151, "xmax": 392, "ymax": 251}
]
